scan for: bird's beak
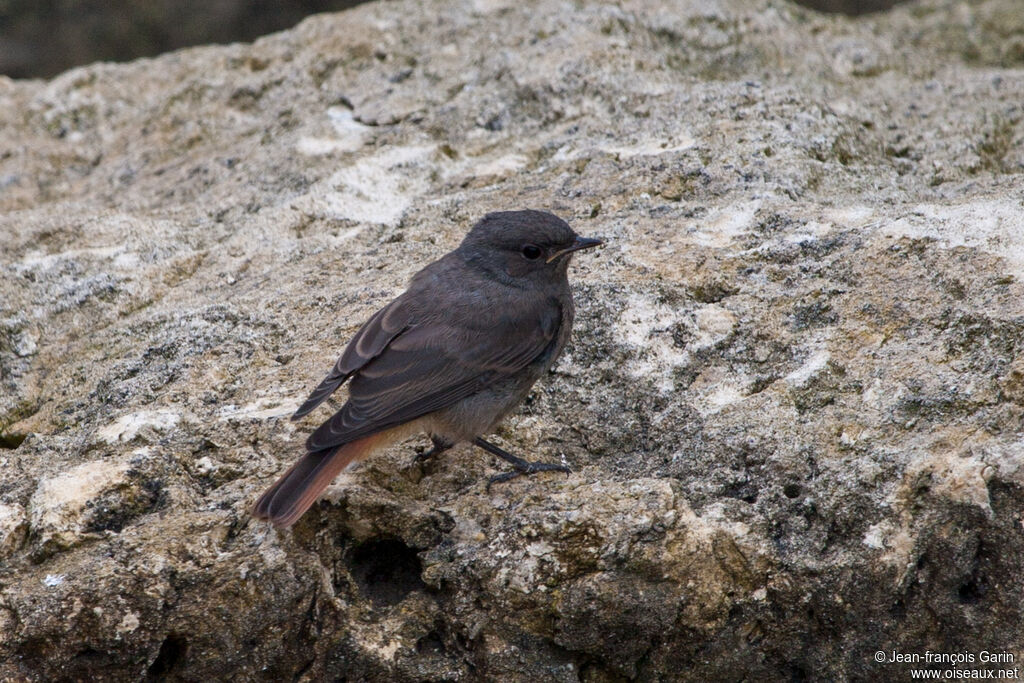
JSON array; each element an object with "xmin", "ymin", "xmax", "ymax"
[{"xmin": 547, "ymin": 236, "xmax": 603, "ymax": 263}]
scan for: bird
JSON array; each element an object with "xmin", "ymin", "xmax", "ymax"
[{"xmin": 252, "ymin": 210, "xmax": 602, "ymax": 527}]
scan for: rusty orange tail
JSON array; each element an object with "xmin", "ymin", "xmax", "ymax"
[{"xmin": 251, "ymin": 433, "xmax": 385, "ymax": 528}]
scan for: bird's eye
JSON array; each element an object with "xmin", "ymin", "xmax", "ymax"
[{"xmin": 521, "ymin": 244, "xmax": 543, "ymax": 260}]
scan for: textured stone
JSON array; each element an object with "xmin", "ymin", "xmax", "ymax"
[
  {"xmin": 0, "ymin": 504, "xmax": 28, "ymax": 559},
  {"xmin": 1, "ymin": 0, "xmax": 1024, "ymax": 680}
]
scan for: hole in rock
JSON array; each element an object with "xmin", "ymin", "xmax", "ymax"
[
  {"xmin": 349, "ymin": 538, "xmax": 425, "ymax": 608},
  {"xmin": 958, "ymin": 578, "xmax": 986, "ymax": 605},
  {"xmin": 416, "ymin": 630, "xmax": 446, "ymax": 655},
  {"xmin": 73, "ymin": 647, "xmax": 106, "ymax": 664},
  {"xmin": 147, "ymin": 633, "xmax": 188, "ymax": 679},
  {"xmin": 0, "ymin": 432, "xmax": 26, "ymax": 449}
]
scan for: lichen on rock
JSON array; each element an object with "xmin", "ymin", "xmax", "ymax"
[{"xmin": 2, "ymin": 0, "xmax": 1024, "ymax": 680}]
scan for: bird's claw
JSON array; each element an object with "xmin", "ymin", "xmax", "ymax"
[{"xmin": 486, "ymin": 461, "xmax": 571, "ymax": 491}]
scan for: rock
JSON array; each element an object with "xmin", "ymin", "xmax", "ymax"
[
  {"xmin": 1, "ymin": 0, "xmax": 1024, "ymax": 679},
  {"xmin": 95, "ymin": 409, "xmax": 182, "ymax": 444},
  {"xmin": 0, "ymin": 504, "xmax": 28, "ymax": 558},
  {"xmin": 28, "ymin": 456, "xmax": 164, "ymax": 557}
]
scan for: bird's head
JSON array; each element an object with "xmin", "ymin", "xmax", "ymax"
[{"xmin": 459, "ymin": 210, "xmax": 602, "ymax": 283}]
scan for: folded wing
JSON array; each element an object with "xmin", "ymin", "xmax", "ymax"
[
  {"xmin": 291, "ymin": 298, "xmax": 411, "ymax": 419},
  {"xmin": 305, "ymin": 302, "xmax": 561, "ymax": 452}
]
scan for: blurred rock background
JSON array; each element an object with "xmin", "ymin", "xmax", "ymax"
[
  {"xmin": 2, "ymin": 0, "xmax": 1024, "ymax": 680},
  {"xmin": 0, "ymin": 0, "xmax": 365, "ymax": 79},
  {"xmin": 0, "ymin": 0, "xmax": 913, "ymax": 79}
]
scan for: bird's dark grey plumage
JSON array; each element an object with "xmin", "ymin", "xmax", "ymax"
[{"xmin": 252, "ymin": 210, "xmax": 601, "ymax": 527}]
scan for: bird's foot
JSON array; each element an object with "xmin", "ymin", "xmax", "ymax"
[
  {"xmin": 486, "ymin": 461, "xmax": 571, "ymax": 490},
  {"xmin": 414, "ymin": 436, "xmax": 453, "ymax": 464},
  {"xmin": 414, "ymin": 446, "xmax": 441, "ymax": 463},
  {"xmin": 473, "ymin": 437, "xmax": 570, "ymax": 491}
]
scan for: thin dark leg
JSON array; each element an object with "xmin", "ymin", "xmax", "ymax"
[
  {"xmin": 472, "ymin": 437, "xmax": 570, "ymax": 490},
  {"xmin": 415, "ymin": 435, "xmax": 453, "ymax": 463}
]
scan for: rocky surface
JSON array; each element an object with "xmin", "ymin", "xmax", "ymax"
[{"xmin": 2, "ymin": 0, "xmax": 1024, "ymax": 679}]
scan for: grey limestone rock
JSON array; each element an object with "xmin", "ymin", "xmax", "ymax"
[{"xmin": 2, "ymin": 0, "xmax": 1024, "ymax": 679}]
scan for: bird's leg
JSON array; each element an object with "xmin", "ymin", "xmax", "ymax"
[
  {"xmin": 415, "ymin": 435, "xmax": 454, "ymax": 463},
  {"xmin": 472, "ymin": 437, "xmax": 570, "ymax": 490}
]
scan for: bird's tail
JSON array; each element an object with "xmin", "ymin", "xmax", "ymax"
[{"xmin": 251, "ymin": 434, "xmax": 384, "ymax": 528}]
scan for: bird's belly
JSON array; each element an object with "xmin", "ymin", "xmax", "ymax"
[
  {"xmin": 425, "ymin": 368, "xmax": 545, "ymax": 443},
  {"xmin": 425, "ymin": 304, "xmax": 572, "ymax": 444}
]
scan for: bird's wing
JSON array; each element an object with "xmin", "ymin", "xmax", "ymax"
[
  {"xmin": 291, "ymin": 297, "xmax": 412, "ymax": 419},
  {"xmin": 305, "ymin": 300, "xmax": 561, "ymax": 451}
]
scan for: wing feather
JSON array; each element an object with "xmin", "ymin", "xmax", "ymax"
[
  {"xmin": 291, "ymin": 298, "xmax": 411, "ymax": 419},
  {"xmin": 305, "ymin": 303, "xmax": 560, "ymax": 452}
]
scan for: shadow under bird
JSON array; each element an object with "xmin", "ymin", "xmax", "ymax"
[{"xmin": 252, "ymin": 210, "xmax": 602, "ymax": 527}]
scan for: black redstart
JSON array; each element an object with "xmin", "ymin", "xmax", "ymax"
[{"xmin": 252, "ymin": 210, "xmax": 601, "ymax": 527}]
